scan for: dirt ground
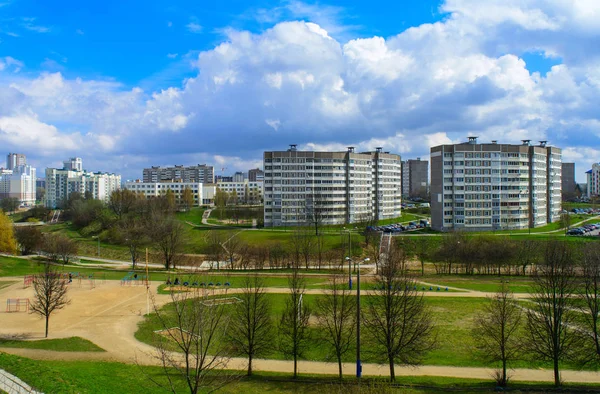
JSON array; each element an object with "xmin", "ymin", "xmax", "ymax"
[{"xmin": 1, "ymin": 277, "xmax": 600, "ymax": 384}]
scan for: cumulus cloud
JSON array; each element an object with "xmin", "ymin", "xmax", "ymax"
[{"xmin": 0, "ymin": 0, "xmax": 599, "ymax": 181}]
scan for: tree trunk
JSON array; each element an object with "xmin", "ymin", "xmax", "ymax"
[
  {"xmin": 389, "ymin": 356, "xmax": 395, "ymax": 382},
  {"xmin": 502, "ymin": 359, "xmax": 507, "ymax": 386},
  {"xmin": 338, "ymin": 356, "xmax": 343, "ymax": 380},
  {"xmin": 293, "ymin": 354, "xmax": 298, "ymax": 379},
  {"xmin": 45, "ymin": 315, "xmax": 49, "ymax": 338},
  {"xmin": 248, "ymin": 355, "xmax": 253, "ymax": 376},
  {"xmin": 553, "ymin": 357, "xmax": 560, "ymax": 386}
]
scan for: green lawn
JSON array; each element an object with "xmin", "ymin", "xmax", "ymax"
[
  {"xmin": 420, "ymin": 275, "xmax": 535, "ymax": 293},
  {"xmin": 0, "ymin": 336, "xmax": 105, "ymax": 352},
  {"xmin": 175, "ymin": 207, "xmax": 206, "ymax": 225},
  {"xmin": 7, "ymin": 352, "xmax": 596, "ymax": 394},
  {"xmin": 0, "ymin": 256, "xmax": 47, "ymax": 277}
]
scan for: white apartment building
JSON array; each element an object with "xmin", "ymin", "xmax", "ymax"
[
  {"xmin": 0, "ymin": 165, "xmax": 36, "ymax": 206},
  {"xmin": 125, "ymin": 181, "xmax": 216, "ymax": 206},
  {"xmin": 263, "ymin": 146, "xmax": 402, "ymax": 227},
  {"xmin": 430, "ymin": 138, "xmax": 562, "ymax": 231},
  {"xmin": 45, "ymin": 158, "xmax": 121, "ymax": 208},
  {"xmin": 586, "ymin": 164, "xmax": 600, "ymax": 198},
  {"xmin": 216, "ymin": 180, "xmax": 263, "ymax": 204}
]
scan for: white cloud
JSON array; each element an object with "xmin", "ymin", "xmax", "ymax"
[
  {"xmin": 186, "ymin": 22, "xmax": 202, "ymax": 33},
  {"xmin": 0, "ymin": 1, "xmax": 599, "ymax": 182},
  {"xmin": 167, "ymin": 53, "xmax": 178, "ymax": 59}
]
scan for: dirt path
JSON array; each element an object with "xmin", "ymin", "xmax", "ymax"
[{"xmin": 1, "ymin": 279, "xmax": 596, "ymax": 384}]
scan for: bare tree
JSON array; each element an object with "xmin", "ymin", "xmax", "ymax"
[
  {"xmin": 363, "ymin": 245, "xmax": 436, "ymax": 382},
  {"xmin": 149, "ymin": 286, "xmax": 234, "ymax": 393},
  {"xmin": 181, "ymin": 186, "xmax": 195, "ymax": 212},
  {"xmin": 314, "ymin": 274, "xmax": 356, "ymax": 379},
  {"xmin": 119, "ymin": 217, "xmax": 149, "ymax": 270},
  {"xmin": 149, "ymin": 216, "xmax": 185, "ymax": 269},
  {"xmin": 578, "ymin": 243, "xmax": 600, "ymax": 366},
  {"xmin": 525, "ymin": 241, "xmax": 582, "ymax": 386},
  {"xmin": 472, "ymin": 282, "xmax": 522, "ymax": 386},
  {"xmin": 279, "ymin": 267, "xmax": 311, "ymax": 378},
  {"xmin": 14, "ymin": 226, "xmax": 43, "ymax": 255},
  {"xmin": 108, "ymin": 189, "xmax": 139, "ymax": 220},
  {"xmin": 205, "ymin": 231, "xmax": 226, "ymax": 270},
  {"xmin": 30, "ymin": 265, "xmax": 70, "ymax": 337},
  {"xmin": 228, "ymin": 276, "xmax": 273, "ymax": 375},
  {"xmin": 55, "ymin": 235, "xmax": 78, "ymax": 265}
]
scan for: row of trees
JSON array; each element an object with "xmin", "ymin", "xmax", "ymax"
[
  {"xmin": 473, "ymin": 240, "xmax": 600, "ymax": 386},
  {"xmin": 151, "ymin": 246, "xmax": 436, "ymax": 393}
]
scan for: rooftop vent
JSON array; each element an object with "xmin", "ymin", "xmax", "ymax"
[
  {"xmin": 376, "ymin": 147, "xmax": 382, "ymax": 153},
  {"xmin": 539, "ymin": 141, "xmax": 547, "ymax": 147},
  {"xmin": 288, "ymin": 144, "xmax": 297, "ymax": 152},
  {"xmin": 522, "ymin": 140, "xmax": 531, "ymax": 146},
  {"xmin": 416, "ymin": 157, "xmax": 421, "ymax": 161},
  {"xmin": 468, "ymin": 136, "xmax": 478, "ymax": 144},
  {"xmin": 348, "ymin": 147, "xmax": 355, "ymax": 153},
  {"xmin": 491, "ymin": 140, "xmax": 498, "ymax": 144}
]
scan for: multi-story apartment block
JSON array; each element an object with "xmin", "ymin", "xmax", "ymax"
[
  {"xmin": 45, "ymin": 158, "xmax": 121, "ymax": 208},
  {"xmin": 0, "ymin": 165, "xmax": 36, "ymax": 206},
  {"xmin": 125, "ymin": 181, "xmax": 216, "ymax": 206},
  {"xmin": 217, "ymin": 180, "xmax": 263, "ymax": 204},
  {"xmin": 248, "ymin": 168, "xmax": 264, "ymax": 182},
  {"xmin": 401, "ymin": 158, "xmax": 429, "ymax": 198},
  {"xmin": 143, "ymin": 164, "xmax": 214, "ymax": 184},
  {"xmin": 431, "ymin": 138, "xmax": 561, "ymax": 231},
  {"xmin": 561, "ymin": 162, "xmax": 576, "ymax": 198},
  {"xmin": 6, "ymin": 153, "xmax": 26, "ymax": 170},
  {"xmin": 586, "ymin": 164, "xmax": 600, "ymax": 198},
  {"xmin": 263, "ymin": 146, "xmax": 402, "ymax": 227}
]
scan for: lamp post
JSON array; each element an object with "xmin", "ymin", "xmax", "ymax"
[
  {"xmin": 343, "ymin": 228, "xmax": 352, "ymax": 289},
  {"xmin": 356, "ymin": 257, "xmax": 369, "ymax": 379},
  {"xmin": 92, "ymin": 236, "xmax": 100, "ymax": 257}
]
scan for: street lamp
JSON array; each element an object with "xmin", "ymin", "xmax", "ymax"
[
  {"xmin": 343, "ymin": 228, "xmax": 352, "ymax": 289},
  {"xmin": 356, "ymin": 257, "xmax": 370, "ymax": 379},
  {"xmin": 92, "ymin": 235, "xmax": 100, "ymax": 257}
]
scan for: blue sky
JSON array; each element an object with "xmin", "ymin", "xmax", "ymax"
[{"xmin": 0, "ymin": 0, "xmax": 598, "ymax": 182}]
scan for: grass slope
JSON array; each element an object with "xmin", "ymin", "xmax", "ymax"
[{"xmin": 0, "ymin": 337, "xmax": 105, "ymax": 352}]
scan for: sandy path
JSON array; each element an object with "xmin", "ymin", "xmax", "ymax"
[{"xmin": 2, "ymin": 279, "xmax": 598, "ymax": 384}]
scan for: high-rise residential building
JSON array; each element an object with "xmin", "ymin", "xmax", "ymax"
[
  {"xmin": 561, "ymin": 162, "xmax": 576, "ymax": 198},
  {"xmin": 45, "ymin": 158, "xmax": 121, "ymax": 208},
  {"xmin": 248, "ymin": 168, "xmax": 264, "ymax": 182},
  {"xmin": 142, "ymin": 164, "xmax": 214, "ymax": 184},
  {"xmin": 0, "ymin": 165, "xmax": 36, "ymax": 206},
  {"xmin": 401, "ymin": 158, "xmax": 429, "ymax": 198},
  {"xmin": 263, "ymin": 145, "xmax": 402, "ymax": 227},
  {"xmin": 6, "ymin": 153, "xmax": 26, "ymax": 170},
  {"xmin": 430, "ymin": 137, "xmax": 561, "ymax": 232},
  {"xmin": 232, "ymin": 171, "xmax": 245, "ymax": 182},
  {"xmin": 586, "ymin": 164, "xmax": 600, "ymax": 198},
  {"xmin": 63, "ymin": 157, "xmax": 83, "ymax": 172}
]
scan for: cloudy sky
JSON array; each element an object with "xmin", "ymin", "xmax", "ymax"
[{"xmin": 0, "ymin": 0, "xmax": 598, "ymax": 182}]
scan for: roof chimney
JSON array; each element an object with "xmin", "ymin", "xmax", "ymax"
[
  {"xmin": 347, "ymin": 147, "xmax": 355, "ymax": 153},
  {"xmin": 539, "ymin": 141, "xmax": 547, "ymax": 147},
  {"xmin": 468, "ymin": 136, "xmax": 478, "ymax": 144},
  {"xmin": 288, "ymin": 144, "xmax": 297, "ymax": 152},
  {"xmin": 376, "ymin": 147, "xmax": 382, "ymax": 153},
  {"xmin": 491, "ymin": 140, "xmax": 498, "ymax": 144},
  {"xmin": 522, "ymin": 140, "xmax": 531, "ymax": 146}
]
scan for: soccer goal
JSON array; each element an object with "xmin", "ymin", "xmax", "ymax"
[{"xmin": 5, "ymin": 298, "xmax": 30, "ymax": 312}]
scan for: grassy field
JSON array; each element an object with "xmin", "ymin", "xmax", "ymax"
[
  {"xmin": 420, "ymin": 275, "xmax": 535, "ymax": 293},
  {"xmin": 175, "ymin": 207, "xmax": 206, "ymax": 225},
  {"xmin": 0, "ymin": 337, "xmax": 105, "ymax": 352},
  {"xmin": 7, "ymin": 352, "xmax": 595, "ymax": 394}
]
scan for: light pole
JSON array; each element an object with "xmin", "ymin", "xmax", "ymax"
[
  {"xmin": 356, "ymin": 257, "xmax": 369, "ymax": 379},
  {"xmin": 343, "ymin": 228, "xmax": 352, "ymax": 289},
  {"xmin": 92, "ymin": 236, "xmax": 100, "ymax": 257}
]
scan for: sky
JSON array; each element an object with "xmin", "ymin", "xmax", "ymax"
[{"xmin": 0, "ymin": 0, "xmax": 599, "ymax": 182}]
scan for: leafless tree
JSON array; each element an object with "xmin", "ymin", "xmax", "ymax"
[
  {"xmin": 228, "ymin": 276, "xmax": 273, "ymax": 376},
  {"xmin": 314, "ymin": 274, "xmax": 356, "ymax": 379},
  {"xmin": 279, "ymin": 267, "xmax": 311, "ymax": 378},
  {"xmin": 149, "ymin": 216, "xmax": 185, "ymax": 269},
  {"xmin": 525, "ymin": 241, "xmax": 582, "ymax": 386},
  {"xmin": 578, "ymin": 243, "xmax": 600, "ymax": 366},
  {"xmin": 363, "ymin": 245, "xmax": 436, "ymax": 382},
  {"xmin": 55, "ymin": 235, "xmax": 78, "ymax": 265},
  {"xmin": 108, "ymin": 189, "xmax": 139, "ymax": 220},
  {"xmin": 30, "ymin": 265, "xmax": 70, "ymax": 338},
  {"xmin": 149, "ymin": 286, "xmax": 234, "ymax": 393},
  {"xmin": 205, "ymin": 231, "xmax": 226, "ymax": 270},
  {"xmin": 119, "ymin": 217, "xmax": 149, "ymax": 270},
  {"xmin": 14, "ymin": 226, "xmax": 43, "ymax": 255},
  {"xmin": 472, "ymin": 282, "xmax": 522, "ymax": 386}
]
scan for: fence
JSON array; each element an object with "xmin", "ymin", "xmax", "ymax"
[
  {"xmin": 5, "ymin": 298, "xmax": 30, "ymax": 313},
  {"xmin": 0, "ymin": 368, "xmax": 44, "ymax": 394}
]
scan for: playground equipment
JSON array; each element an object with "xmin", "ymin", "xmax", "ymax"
[
  {"xmin": 121, "ymin": 272, "xmax": 148, "ymax": 286},
  {"xmin": 6, "ymin": 298, "xmax": 30, "ymax": 312},
  {"xmin": 23, "ymin": 275, "xmax": 34, "ymax": 288}
]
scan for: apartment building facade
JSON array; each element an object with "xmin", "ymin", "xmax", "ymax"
[
  {"xmin": 587, "ymin": 164, "xmax": 600, "ymax": 198},
  {"xmin": 401, "ymin": 158, "xmax": 429, "ymax": 198},
  {"xmin": 431, "ymin": 138, "xmax": 561, "ymax": 232},
  {"xmin": 263, "ymin": 146, "xmax": 402, "ymax": 227},
  {"xmin": 125, "ymin": 181, "xmax": 216, "ymax": 206},
  {"xmin": 217, "ymin": 180, "xmax": 263, "ymax": 204},
  {"xmin": 143, "ymin": 164, "xmax": 214, "ymax": 184},
  {"xmin": 561, "ymin": 162, "xmax": 576, "ymax": 197},
  {"xmin": 45, "ymin": 158, "xmax": 121, "ymax": 208},
  {"xmin": 6, "ymin": 153, "xmax": 26, "ymax": 170},
  {"xmin": 0, "ymin": 165, "xmax": 36, "ymax": 206}
]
